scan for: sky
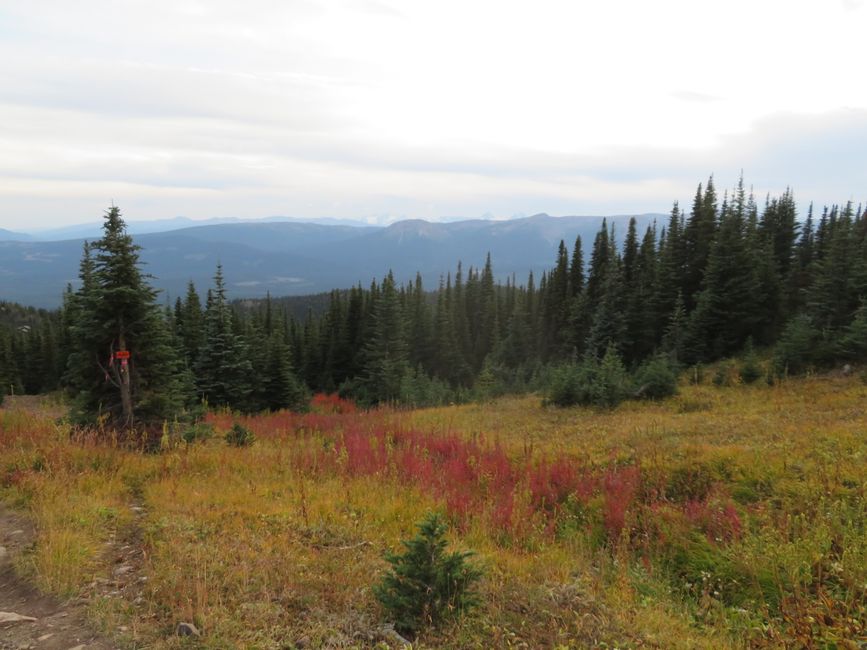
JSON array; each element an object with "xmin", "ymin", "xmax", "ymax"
[{"xmin": 1, "ymin": 0, "xmax": 866, "ymax": 230}]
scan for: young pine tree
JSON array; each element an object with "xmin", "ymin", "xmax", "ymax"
[{"xmin": 374, "ymin": 512, "xmax": 482, "ymax": 637}]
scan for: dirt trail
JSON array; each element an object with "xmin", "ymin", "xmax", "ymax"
[{"xmin": 0, "ymin": 509, "xmax": 114, "ymax": 650}]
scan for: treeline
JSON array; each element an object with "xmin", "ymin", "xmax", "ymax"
[
  {"xmin": 0, "ymin": 302, "xmax": 66, "ymax": 397},
  {"xmin": 2, "ymin": 175, "xmax": 867, "ymax": 418},
  {"xmin": 254, "ymin": 174, "xmax": 867, "ymax": 404}
]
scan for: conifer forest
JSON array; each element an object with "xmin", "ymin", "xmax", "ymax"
[{"xmin": 2, "ymin": 175, "xmax": 866, "ymax": 420}]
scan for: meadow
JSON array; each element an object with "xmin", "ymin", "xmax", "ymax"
[{"xmin": 1, "ymin": 374, "xmax": 865, "ymax": 648}]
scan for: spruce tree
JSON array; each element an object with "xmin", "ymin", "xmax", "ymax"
[
  {"xmin": 374, "ymin": 512, "xmax": 481, "ymax": 637},
  {"xmin": 359, "ymin": 272, "xmax": 409, "ymax": 404},
  {"xmin": 66, "ymin": 207, "xmax": 185, "ymax": 430},
  {"xmin": 194, "ymin": 265, "xmax": 254, "ymax": 410}
]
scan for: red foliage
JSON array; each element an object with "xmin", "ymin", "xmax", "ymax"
[
  {"xmin": 684, "ymin": 498, "xmax": 743, "ymax": 543},
  {"xmin": 310, "ymin": 393, "xmax": 357, "ymax": 414},
  {"xmin": 206, "ymin": 408, "xmax": 744, "ymax": 551},
  {"xmin": 529, "ymin": 459, "xmax": 596, "ymax": 514},
  {"xmin": 603, "ymin": 466, "xmax": 640, "ymax": 541}
]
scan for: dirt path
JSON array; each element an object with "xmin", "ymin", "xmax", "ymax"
[{"xmin": 0, "ymin": 508, "xmax": 114, "ymax": 650}]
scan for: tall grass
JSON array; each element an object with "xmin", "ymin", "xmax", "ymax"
[{"xmin": 1, "ymin": 379, "xmax": 865, "ymax": 647}]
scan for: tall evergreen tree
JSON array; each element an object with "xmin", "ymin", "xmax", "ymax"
[
  {"xmin": 66, "ymin": 207, "xmax": 185, "ymax": 430},
  {"xmin": 195, "ymin": 265, "xmax": 254, "ymax": 410},
  {"xmin": 359, "ymin": 272, "xmax": 409, "ymax": 404}
]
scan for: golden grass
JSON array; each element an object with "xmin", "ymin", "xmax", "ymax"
[{"xmin": 1, "ymin": 374, "xmax": 865, "ymax": 648}]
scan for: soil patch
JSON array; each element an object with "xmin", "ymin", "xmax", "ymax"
[{"xmin": 0, "ymin": 507, "xmax": 113, "ymax": 650}]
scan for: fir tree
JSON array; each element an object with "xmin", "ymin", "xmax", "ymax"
[
  {"xmin": 374, "ymin": 512, "xmax": 482, "ymax": 637},
  {"xmin": 195, "ymin": 265, "xmax": 254, "ymax": 410},
  {"xmin": 359, "ymin": 271, "xmax": 409, "ymax": 404},
  {"xmin": 66, "ymin": 207, "xmax": 185, "ymax": 430}
]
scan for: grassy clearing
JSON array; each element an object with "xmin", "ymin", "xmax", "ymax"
[{"xmin": 1, "ymin": 375, "xmax": 866, "ymax": 648}]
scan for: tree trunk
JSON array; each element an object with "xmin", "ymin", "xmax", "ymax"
[{"xmin": 118, "ymin": 333, "xmax": 133, "ymax": 430}]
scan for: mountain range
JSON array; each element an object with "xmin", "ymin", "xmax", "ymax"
[{"xmin": 0, "ymin": 214, "xmax": 664, "ymax": 308}]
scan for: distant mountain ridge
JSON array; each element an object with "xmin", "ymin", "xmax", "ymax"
[
  {"xmin": 19, "ymin": 215, "xmax": 380, "ymax": 241},
  {"xmin": 0, "ymin": 228, "xmax": 32, "ymax": 241},
  {"xmin": 0, "ymin": 213, "xmax": 665, "ymax": 308}
]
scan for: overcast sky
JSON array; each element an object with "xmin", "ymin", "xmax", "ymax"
[{"xmin": 1, "ymin": 0, "xmax": 866, "ymax": 229}]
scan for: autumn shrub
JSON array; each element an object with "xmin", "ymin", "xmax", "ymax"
[
  {"xmin": 602, "ymin": 465, "xmax": 640, "ymax": 542},
  {"xmin": 310, "ymin": 392, "xmax": 357, "ymax": 414},
  {"xmin": 374, "ymin": 512, "xmax": 482, "ymax": 637}
]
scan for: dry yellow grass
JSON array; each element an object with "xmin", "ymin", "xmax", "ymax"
[{"xmin": 1, "ymin": 374, "xmax": 865, "ymax": 648}]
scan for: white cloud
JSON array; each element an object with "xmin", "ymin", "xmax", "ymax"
[{"xmin": 0, "ymin": 0, "xmax": 865, "ymax": 227}]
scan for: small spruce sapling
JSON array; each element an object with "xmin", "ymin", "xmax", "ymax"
[
  {"xmin": 374, "ymin": 512, "xmax": 482, "ymax": 637},
  {"xmin": 225, "ymin": 422, "xmax": 255, "ymax": 447}
]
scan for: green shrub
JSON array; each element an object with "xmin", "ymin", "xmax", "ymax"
[
  {"xmin": 633, "ymin": 356, "xmax": 678, "ymax": 400},
  {"xmin": 712, "ymin": 361, "xmax": 736, "ymax": 387},
  {"xmin": 592, "ymin": 345, "xmax": 630, "ymax": 408},
  {"xmin": 773, "ymin": 315, "xmax": 818, "ymax": 376},
  {"xmin": 739, "ymin": 358, "xmax": 762, "ymax": 384},
  {"xmin": 399, "ymin": 366, "xmax": 456, "ymax": 408},
  {"xmin": 374, "ymin": 512, "xmax": 482, "ymax": 637},
  {"xmin": 545, "ymin": 362, "xmax": 593, "ymax": 407},
  {"xmin": 838, "ymin": 301, "xmax": 867, "ymax": 362},
  {"xmin": 225, "ymin": 423, "xmax": 255, "ymax": 447},
  {"xmin": 546, "ymin": 346, "xmax": 630, "ymax": 409},
  {"xmin": 182, "ymin": 422, "xmax": 214, "ymax": 444}
]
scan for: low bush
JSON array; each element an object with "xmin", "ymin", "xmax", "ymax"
[
  {"xmin": 224, "ymin": 422, "xmax": 255, "ymax": 447},
  {"xmin": 712, "ymin": 361, "xmax": 737, "ymax": 386},
  {"xmin": 773, "ymin": 315, "xmax": 818, "ymax": 376},
  {"xmin": 374, "ymin": 512, "xmax": 482, "ymax": 637},
  {"xmin": 545, "ymin": 345, "xmax": 630, "ymax": 409},
  {"xmin": 633, "ymin": 356, "xmax": 678, "ymax": 400},
  {"xmin": 181, "ymin": 422, "xmax": 214, "ymax": 444},
  {"xmin": 739, "ymin": 355, "xmax": 762, "ymax": 384}
]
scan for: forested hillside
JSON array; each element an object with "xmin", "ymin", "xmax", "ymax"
[
  {"xmin": 0, "ymin": 213, "xmax": 659, "ymax": 308},
  {"xmin": 2, "ymin": 175, "xmax": 866, "ymax": 415}
]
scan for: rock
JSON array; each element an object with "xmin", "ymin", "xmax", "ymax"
[
  {"xmin": 0, "ymin": 611, "xmax": 38, "ymax": 625},
  {"xmin": 37, "ymin": 634, "xmax": 54, "ymax": 642},
  {"xmin": 112, "ymin": 564, "xmax": 133, "ymax": 577},
  {"xmin": 176, "ymin": 622, "xmax": 201, "ymax": 637},
  {"xmin": 0, "ymin": 545, "xmax": 7, "ymax": 559},
  {"xmin": 843, "ymin": 363, "xmax": 853, "ymax": 376},
  {"xmin": 379, "ymin": 625, "xmax": 412, "ymax": 647}
]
